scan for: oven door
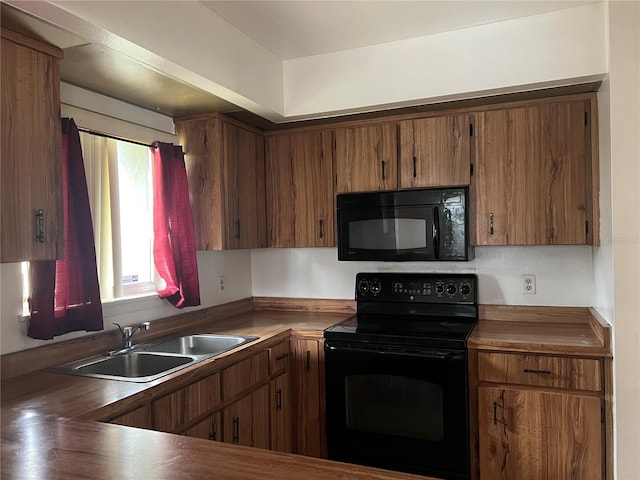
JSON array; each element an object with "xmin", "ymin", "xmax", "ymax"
[
  {"xmin": 324, "ymin": 340, "xmax": 470, "ymax": 480},
  {"xmin": 337, "ymin": 205, "xmax": 439, "ymax": 261}
]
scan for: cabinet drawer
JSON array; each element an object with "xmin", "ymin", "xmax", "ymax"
[
  {"xmin": 222, "ymin": 350, "xmax": 269, "ymax": 400},
  {"xmin": 477, "ymin": 352, "xmax": 601, "ymax": 391},
  {"xmin": 153, "ymin": 373, "xmax": 220, "ymax": 432},
  {"xmin": 268, "ymin": 341, "xmax": 290, "ymax": 374}
]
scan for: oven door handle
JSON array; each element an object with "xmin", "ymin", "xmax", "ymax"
[{"xmin": 326, "ymin": 345, "xmax": 463, "ymax": 360}]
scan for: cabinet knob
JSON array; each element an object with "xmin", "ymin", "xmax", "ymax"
[
  {"xmin": 412, "ymin": 156, "xmax": 417, "ymax": 178},
  {"xmin": 489, "ymin": 212, "xmax": 494, "ymax": 235},
  {"xmin": 381, "ymin": 160, "xmax": 386, "ymax": 180},
  {"xmin": 235, "ymin": 219, "xmax": 241, "ymax": 239},
  {"xmin": 319, "ymin": 219, "xmax": 324, "ymax": 239},
  {"xmin": 276, "ymin": 388, "xmax": 283, "ymax": 411}
]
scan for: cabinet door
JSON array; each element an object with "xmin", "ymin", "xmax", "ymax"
[
  {"xmin": 223, "ymin": 123, "xmax": 266, "ymax": 249},
  {"xmin": 223, "ymin": 384, "xmax": 270, "ymax": 449},
  {"xmin": 183, "ymin": 411, "xmax": 221, "ymax": 442},
  {"xmin": 335, "ymin": 123, "xmax": 398, "ymax": 193},
  {"xmin": 292, "ymin": 337, "xmax": 325, "ymax": 458},
  {"xmin": 270, "ymin": 372, "xmax": 293, "ymax": 453},
  {"xmin": 1, "ymin": 33, "xmax": 63, "ymax": 262},
  {"xmin": 399, "ymin": 114, "xmax": 471, "ymax": 188},
  {"xmin": 109, "ymin": 405, "xmax": 152, "ymax": 429},
  {"xmin": 474, "ymin": 101, "xmax": 589, "ymax": 245},
  {"xmin": 478, "ymin": 386, "xmax": 602, "ymax": 480},
  {"xmin": 153, "ymin": 373, "xmax": 220, "ymax": 433},
  {"xmin": 175, "ymin": 117, "xmax": 223, "ymax": 251},
  {"xmin": 265, "ymin": 131, "xmax": 334, "ymax": 247}
]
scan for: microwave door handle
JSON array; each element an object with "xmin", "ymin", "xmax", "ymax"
[{"xmin": 433, "ymin": 206, "xmax": 440, "ymax": 260}]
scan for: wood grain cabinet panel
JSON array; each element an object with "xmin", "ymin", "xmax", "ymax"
[
  {"xmin": 265, "ymin": 131, "xmax": 334, "ymax": 247},
  {"xmin": 153, "ymin": 373, "xmax": 220, "ymax": 433},
  {"xmin": 291, "ymin": 337, "xmax": 326, "ymax": 458},
  {"xmin": 1, "ymin": 29, "xmax": 63, "ymax": 262},
  {"xmin": 223, "ymin": 384, "xmax": 270, "ymax": 449},
  {"xmin": 478, "ymin": 386, "xmax": 602, "ymax": 480},
  {"xmin": 268, "ymin": 340, "xmax": 291, "ymax": 375},
  {"xmin": 473, "ymin": 100, "xmax": 593, "ymax": 245},
  {"xmin": 335, "ymin": 123, "xmax": 398, "ymax": 193},
  {"xmin": 174, "ymin": 114, "xmax": 266, "ymax": 250},
  {"xmin": 221, "ymin": 351, "xmax": 269, "ymax": 400},
  {"xmin": 270, "ymin": 372, "xmax": 293, "ymax": 453},
  {"xmin": 182, "ymin": 411, "xmax": 221, "ymax": 442},
  {"xmin": 478, "ymin": 352, "xmax": 601, "ymax": 391},
  {"xmin": 399, "ymin": 114, "xmax": 472, "ymax": 188},
  {"xmin": 109, "ymin": 404, "xmax": 152, "ymax": 429}
]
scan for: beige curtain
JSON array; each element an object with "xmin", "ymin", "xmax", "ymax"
[{"xmin": 79, "ymin": 133, "xmax": 122, "ymax": 300}]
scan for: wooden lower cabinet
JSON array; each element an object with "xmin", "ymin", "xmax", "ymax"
[
  {"xmin": 109, "ymin": 404, "xmax": 152, "ymax": 429},
  {"xmin": 292, "ymin": 337, "xmax": 326, "ymax": 458},
  {"xmin": 152, "ymin": 373, "xmax": 220, "ymax": 433},
  {"xmin": 270, "ymin": 372, "xmax": 293, "ymax": 453},
  {"xmin": 183, "ymin": 412, "xmax": 222, "ymax": 441},
  {"xmin": 223, "ymin": 384, "xmax": 270, "ymax": 449},
  {"xmin": 478, "ymin": 386, "xmax": 602, "ymax": 480}
]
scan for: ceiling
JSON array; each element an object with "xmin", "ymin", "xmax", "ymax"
[
  {"xmin": 202, "ymin": 1, "xmax": 595, "ymax": 60},
  {"xmin": 1, "ymin": 1, "xmax": 597, "ymax": 121}
]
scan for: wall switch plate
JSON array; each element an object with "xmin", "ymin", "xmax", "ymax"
[
  {"xmin": 521, "ymin": 274, "xmax": 536, "ymax": 295},
  {"xmin": 218, "ymin": 276, "xmax": 225, "ymax": 295}
]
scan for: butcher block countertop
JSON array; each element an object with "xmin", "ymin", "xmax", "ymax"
[{"xmin": 1, "ymin": 300, "xmax": 611, "ymax": 480}]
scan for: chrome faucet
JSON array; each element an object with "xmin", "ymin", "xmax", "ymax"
[{"xmin": 110, "ymin": 322, "xmax": 151, "ymax": 355}]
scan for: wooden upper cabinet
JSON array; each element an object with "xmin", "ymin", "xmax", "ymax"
[
  {"xmin": 1, "ymin": 29, "xmax": 63, "ymax": 263},
  {"xmin": 265, "ymin": 131, "xmax": 334, "ymax": 248},
  {"xmin": 399, "ymin": 114, "xmax": 472, "ymax": 188},
  {"xmin": 223, "ymin": 123, "xmax": 267, "ymax": 249},
  {"xmin": 334, "ymin": 123, "xmax": 398, "ymax": 193},
  {"xmin": 473, "ymin": 99, "xmax": 592, "ymax": 245},
  {"xmin": 174, "ymin": 114, "xmax": 266, "ymax": 250}
]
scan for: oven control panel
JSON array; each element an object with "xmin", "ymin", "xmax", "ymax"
[{"xmin": 356, "ymin": 273, "xmax": 477, "ymax": 304}]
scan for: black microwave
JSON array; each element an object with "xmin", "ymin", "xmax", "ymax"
[{"xmin": 337, "ymin": 187, "xmax": 474, "ymax": 262}]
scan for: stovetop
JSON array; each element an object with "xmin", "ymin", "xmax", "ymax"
[{"xmin": 324, "ymin": 272, "xmax": 478, "ymax": 350}]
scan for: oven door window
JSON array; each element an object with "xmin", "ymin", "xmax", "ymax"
[{"xmin": 345, "ymin": 374, "xmax": 443, "ymax": 441}]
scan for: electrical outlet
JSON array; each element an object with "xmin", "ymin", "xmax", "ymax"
[
  {"xmin": 218, "ymin": 276, "xmax": 225, "ymax": 295},
  {"xmin": 521, "ymin": 274, "xmax": 536, "ymax": 295}
]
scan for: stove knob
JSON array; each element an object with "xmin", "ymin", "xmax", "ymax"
[
  {"xmin": 435, "ymin": 283, "xmax": 444, "ymax": 294},
  {"xmin": 370, "ymin": 280, "xmax": 381, "ymax": 294},
  {"xmin": 460, "ymin": 283, "xmax": 471, "ymax": 296},
  {"xmin": 357, "ymin": 279, "xmax": 370, "ymax": 295},
  {"xmin": 446, "ymin": 284, "xmax": 457, "ymax": 295}
]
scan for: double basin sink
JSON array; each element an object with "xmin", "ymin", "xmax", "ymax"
[{"xmin": 56, "ymin": 334, "xmax": 258, "ymax": 383}]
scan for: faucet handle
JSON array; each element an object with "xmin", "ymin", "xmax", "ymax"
[{"xmin": 113, "ymin": 322, "xmax": 125, "ymax": 335}]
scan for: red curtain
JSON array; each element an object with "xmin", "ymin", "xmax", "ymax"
[
  {"xmin": 28, "ymin": 118, "xmax": 103, "ymax": 340},
  {"xmin": 152, "ymin": 142, "xmax": 201, "ymax": 308}
]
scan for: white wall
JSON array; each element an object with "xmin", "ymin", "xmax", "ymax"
[
  {"xmin": 252, "ymin": 246, "xmax": 593, "ymax": 306},
  {"xmin": 606, "ymin": 1, "xmax": 640, "ymax": 478},
  {"xmin": 0, "ymin": 85, "xmax": 253, "ymax": 355},
  {"xmin": 282, "ymin": 3, "xmax": 607, "ymax": 119}
]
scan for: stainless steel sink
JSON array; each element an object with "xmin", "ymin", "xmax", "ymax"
[
  {"xmin": 54, "ymin": 334, "xmax": 258, "ymax": 382},
  {"xmin": 58, "ymin": 351, "xmax": 197, "ymax": 383},
  {"xmin": 144, "ymin": 334, "xmax": 258, "ymax": 357}
]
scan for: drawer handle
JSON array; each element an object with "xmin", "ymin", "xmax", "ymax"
[
  {"xmin": 523, "ymin": 368, "xmax": 552, "ymax": 375},
  {"xmin": 306, "ymin": 350, "xmax": 311, "ymax": 372},
  {"xmin": 493, "ymin": 401, "xmax": 498, "ymax": 425},
  {"xmin": 275, "ymin": 353, "xmax": 289, "ymax": 361},
  {"xmin": 381, "ymin": 160, "xmax": 386, "ymax": 180},
  {"xmin": 412, "ymin": 156, "xmax": 417, "ymax": 178}
]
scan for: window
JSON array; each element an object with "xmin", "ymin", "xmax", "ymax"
[{"xmin": 80, "ymin": 133, "xmax": 157, "ymax": 300}]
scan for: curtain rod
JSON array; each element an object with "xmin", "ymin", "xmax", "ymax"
[{"xmin": 77, "ymin": 127, "xmax": 157, "ymax": 149}]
